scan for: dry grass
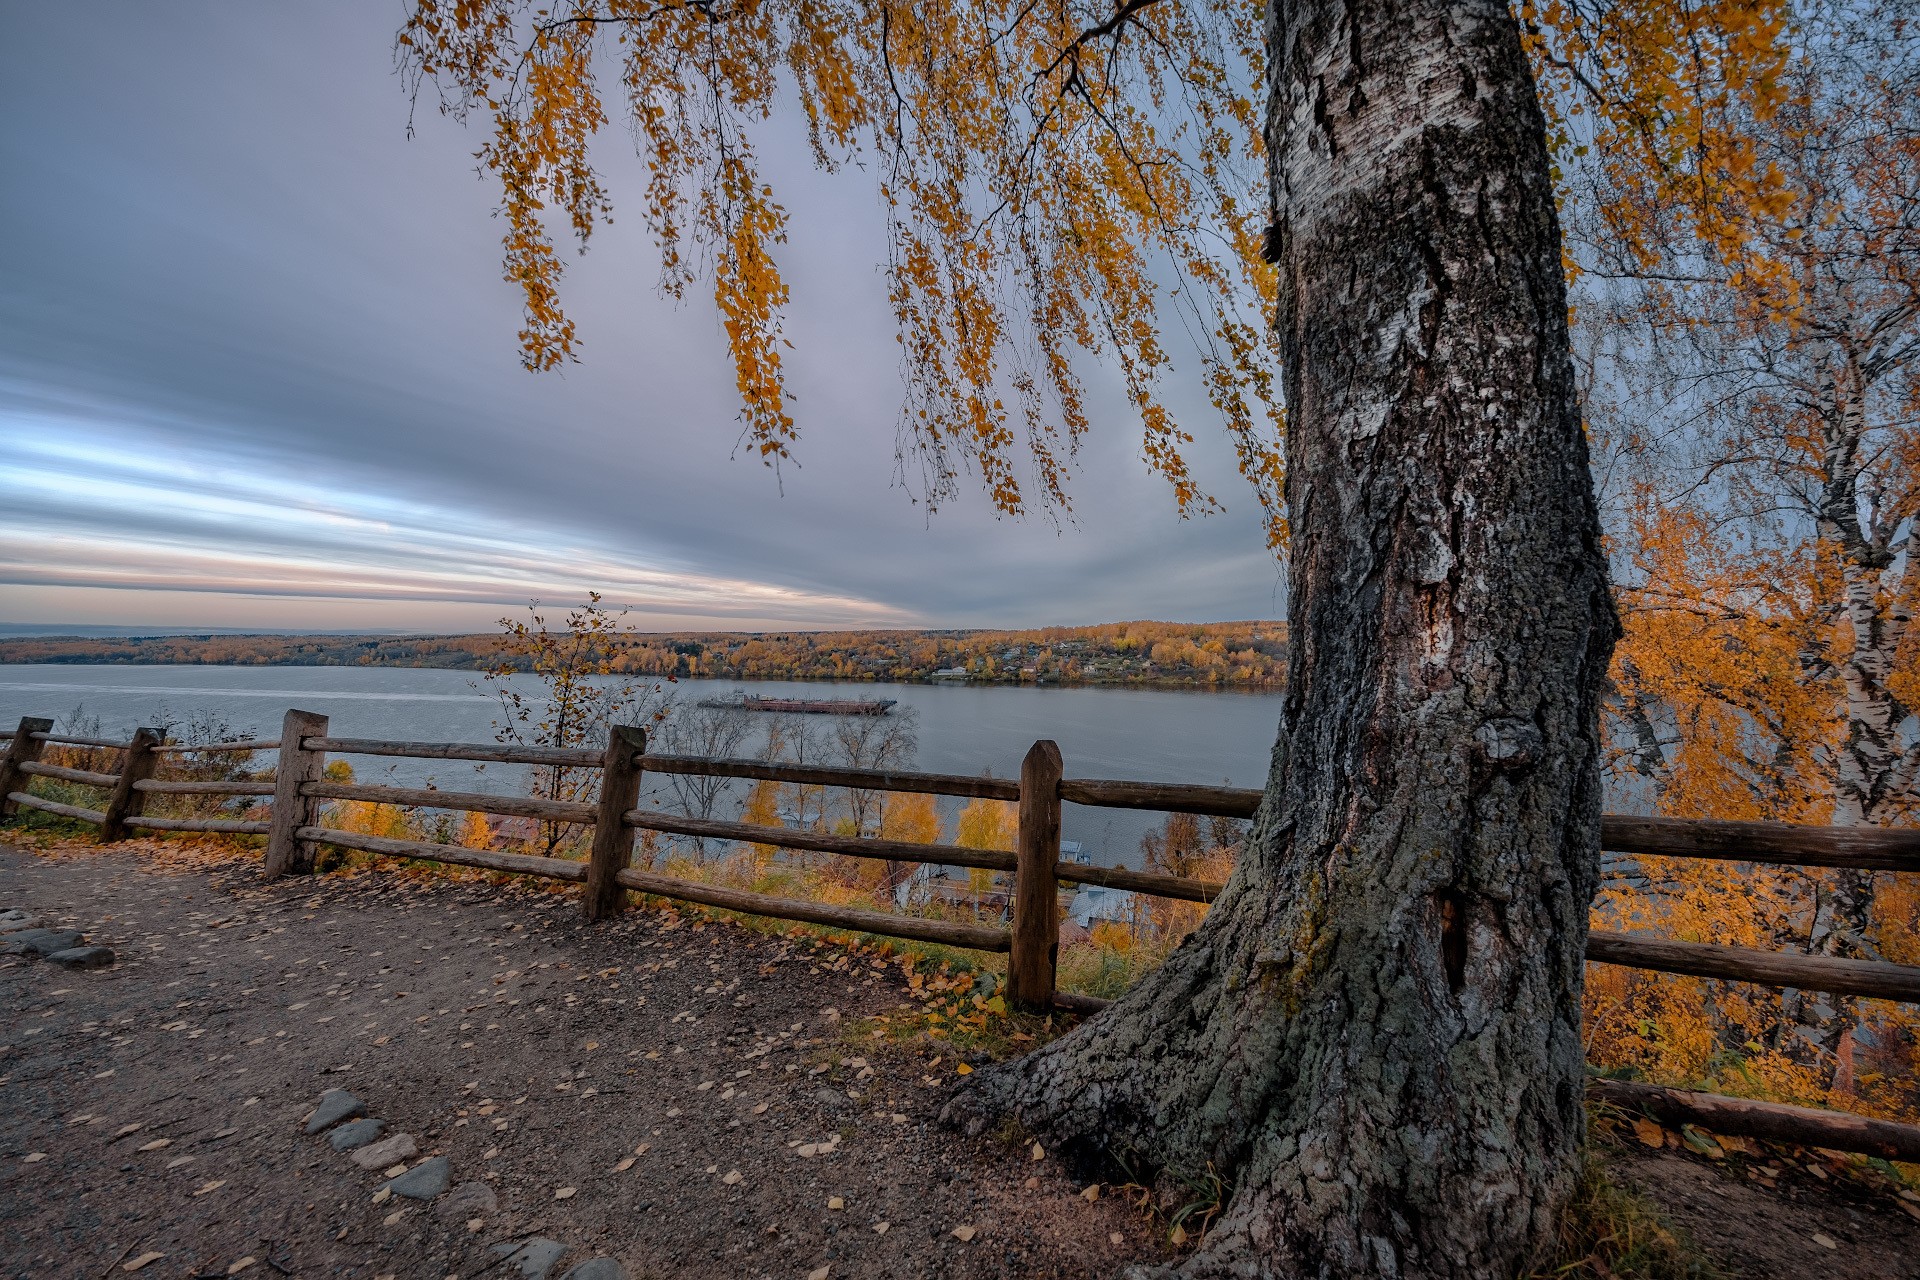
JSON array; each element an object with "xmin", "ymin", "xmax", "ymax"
[{"xmin": 1538, "ymin": 1154, "xmax": 1723, "ymax": 1280}]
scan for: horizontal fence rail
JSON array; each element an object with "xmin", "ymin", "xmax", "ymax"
[
  {"xmin": 305, "ymin": 735, "xmax": 603, "ymax": 768},
  {"xmin": 20, "ymin": 761, "xmax": 120, "ymax": 788},
  {"xmin": 297, "ymin": 825, "xmax": 589, "ymax": 882},
  {"xmin": 134, "ymin": 779, "xmax": 276, "ymax": 797},
  {"xmin": 30, "ymin": 731, "xmax": 133, "ymax": 750},
  {"xmin": 8, "ymin": 707, "xmax": 1920, "ymax": 1162},
  {"xmin": 1586, "ymin": 929, "xmax": 1920, "ymax": 1003},
  {"xmin": 1060, "ymin": 778, "xmax": 1260, "ymax": 818},
  {"xmin": 8, "ymin": 792, "xmax": 107, "ymax": 824},
  {"xmin": 149, "ymin": 738, "xmax": 283, "ymax": 755},
  {"xmin": 1057, "ymin": 861, "xmax": 1223, "ymax": 903},
  {"xmin": 626, "ymin": 811, "xmax": 1019, "ymax": 874},
  {"xmin": 1602, "ymin": 814, "xmax": 1920, "ymax": 873},
  {"xmin": 641, "ymin": 753, "xmax": 1023, "ymax": 801},
  {"xmin": 1590, "ymin": 1079, "xmax": 1920, "ymax": 1163},
  {"xmin": 302, "ymin": 780, "xmax": 597, "ymax": 824}
]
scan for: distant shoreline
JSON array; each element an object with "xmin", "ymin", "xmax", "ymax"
[{"xmin": 0, "ymin": 621, "xmax": 1288, "ymax": 691}]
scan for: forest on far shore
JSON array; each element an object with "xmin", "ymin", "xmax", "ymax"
[{"xmin": 0, "ymin": 619, "xmax": 1288, "ymax": 689}]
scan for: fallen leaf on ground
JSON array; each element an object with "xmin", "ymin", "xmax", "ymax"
[
  {"xmin": 828, "ymin": 1196, "xmax": 844, "ymax": 1210},
  {"xmin": 1081, "ymin": 1185, "xmax": 1100, "ymax": 1202},
  {"xmin": 1631, "ymin": 1118, "xmax": 1664, "ymax": 1149},
  {"xmin": 1170, "ymin": 1224, "xmax": 1188, "ymax": 1246},
  {"xmin": 613, "ymin": 1157, "xmax": 635, "ymax": 1172},
  {"xmin": 1680, "ymin": 1126, "xmax": 1724, "ymax": 1159},
  {"xmin": 1030, "ymin": 1141, "xmax": 1045, "ymax": 1161},
  {"xmin": 956, "ymin": 1062, "xmax": 972, "ymax": 1075}
]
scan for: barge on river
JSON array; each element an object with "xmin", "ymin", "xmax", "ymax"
[{"xmin": 696, "ymin": 690, "xmax": 898, "ymax": 716}]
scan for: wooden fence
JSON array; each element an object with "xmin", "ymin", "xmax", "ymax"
[{"xmin": 6, "ymin": 709, "xmax": 1920, "ymax": 1163}]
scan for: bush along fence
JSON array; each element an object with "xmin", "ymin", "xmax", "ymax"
[{"xmin": 6, "ymin": 709, "xmax": 1920, "ymax": 1165}]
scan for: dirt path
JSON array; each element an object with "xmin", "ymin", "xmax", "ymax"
[
  {"xmin": 5, "ymin": 837, "xmax": 1919, "ymax": 1280},
  {"xmin": 0, "ymin": 840, "xmax": 1156, "ymax": 1280}
]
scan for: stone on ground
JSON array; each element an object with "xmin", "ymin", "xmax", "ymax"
[
  {"xmin": 327, "ymin": 1117, "xmax": 386, "ymax": 1151},
  {"xmin": 349, "ymin": 1132, "xmax": 418, "ymax": 1169},
  {"xmin": 24, "ymin": 929, "xmax": 85, "ymax": 954},
  {"xmin": 2, "ymin": 928, "xmax": 84, "ymax": 956},
  {"xmin": 559, "ymin": 1259, "xmax": 626, "ymax": 1280},
  {"xmin": 386, "ymin": 1155, "xmax": 451, "ymax": 1200},
  {"xmin": 493, "ymin": 1238, "xmax": 568, "ymax": 1279},
  {"xmin": 434, "ymin": 1181, "xmax": 497, "ymax": 1219},
  {"xmin": 46, "ymin": 945, "xmax": 114, "ymax": 970},
  {"xmin": 304, "ymin": 1089, "xmax": 366, "ymax": 1135}
]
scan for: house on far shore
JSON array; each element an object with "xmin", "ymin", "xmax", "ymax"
[
  {"xmin": 491, "ymin": 815, "xmax": 538, "ymax": 847},
  {"xmin": 1067, "ymin": 883, "xmax": 1136, "ymax": 931}
]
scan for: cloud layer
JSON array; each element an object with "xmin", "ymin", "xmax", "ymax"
[{"xmin": 0, "ymin": 2, "xmax": 1286, "ymax": 633}]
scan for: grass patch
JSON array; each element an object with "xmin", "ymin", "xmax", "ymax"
[{"xmin": 1538, "ymin": 1154, "xmax": 1723, "ymax": 1280}]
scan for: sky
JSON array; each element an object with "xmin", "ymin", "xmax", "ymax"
[{"xmin": 0, "ymin": 2, "xmax": 1286, "ymax": 636}]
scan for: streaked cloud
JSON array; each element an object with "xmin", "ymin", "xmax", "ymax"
[
  {"xmin": 0, "ymin": 408, "xmax": 914, "ymax": 629},
  {"xmin": 0, "ymin": 1, "xmax": 1286, "ymax": 634}
]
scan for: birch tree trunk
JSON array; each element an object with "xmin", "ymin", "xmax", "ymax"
[
  {"xmin": 944, "ymin": 2, "xmax": 1617, "ymax": 1275},
  {"xmin": 1788, "ymin": 345, "xmax": 1919, "ymax": 1084}
]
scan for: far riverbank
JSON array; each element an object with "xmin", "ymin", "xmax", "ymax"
[{"xmin": 0, "ymin": 620, "xmax": 1288, "ymax": 691}]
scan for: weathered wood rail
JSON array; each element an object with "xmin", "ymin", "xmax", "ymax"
[{"xmin": 8, "ymin": 710, "xmax": 1920, "ymax": 1163}]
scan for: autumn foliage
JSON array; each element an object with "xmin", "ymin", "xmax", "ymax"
[
  {"xmin": 1568, "ymin": 0, "xmax": 1920, "ymax": 1111},
  {"xmin": 397, "ymin": 0, "xmax": 1285, "ymax": 539}
]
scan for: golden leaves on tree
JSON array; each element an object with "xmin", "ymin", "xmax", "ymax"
[{"xmin": 398, "ymin": 0, "xmax": 1285, "ymax": 544}]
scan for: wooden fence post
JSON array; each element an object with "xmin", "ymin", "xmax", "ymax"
[
  {"xmin": 585, "ymin": 726, "xmax": 648, "ymax": 921},
  {"xmin": 1009, "ymin": 739, "xmax": 1064, "ymax": 1011},
  {"xmin": 100, "ymin": 727, "xmax": 163, "ymax": 842},
  {"xmin": 264, "ymin": 710, "xmax": 329, "ymax": 878},
  {"xmin": 0, "ymin": 717, "xmax": 54, "ymax": 819}
]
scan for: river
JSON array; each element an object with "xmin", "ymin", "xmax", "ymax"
[{"xmin": 0, "ymin": 664, "xmax": 1285, "ymax": 870}]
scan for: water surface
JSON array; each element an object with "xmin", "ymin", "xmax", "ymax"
[{"xmin": 0, "ymin": 664, "xmax": 1285, "ymax": 869}]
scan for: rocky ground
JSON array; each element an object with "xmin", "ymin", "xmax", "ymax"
[{"xmin": 2, "ymin": 834, "xmax": 1918, "ymax": 1280}]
